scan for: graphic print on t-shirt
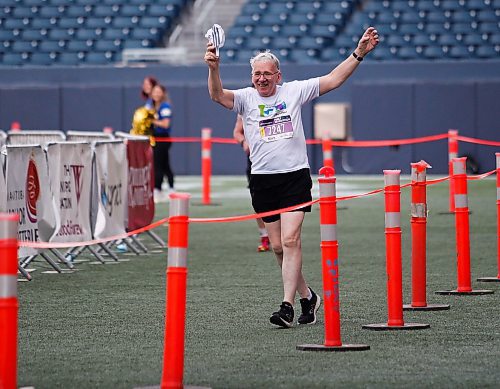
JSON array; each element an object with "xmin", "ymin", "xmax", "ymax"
[{"xmin": 257, "ymin": 100, "xmax": 293, "ymax": 142}]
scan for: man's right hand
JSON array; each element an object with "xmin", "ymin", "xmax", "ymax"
[{"xmin": 204, "ymin": 42, "xmax": 219, "ymax": 70}]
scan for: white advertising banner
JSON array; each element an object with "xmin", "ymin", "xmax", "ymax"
[
  {"xmin": 91, "ymin": 140, "xmax": 128, "ymax": 239},
  {"xmin": 5, "ymin": 145, "xmax": 57, "ymax": 257},
  {"xmin": 46, "ymin": 142, "xmax": 93, "ymax": 243}
]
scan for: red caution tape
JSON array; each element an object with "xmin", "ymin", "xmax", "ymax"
[
  {"xmin": 457, "ymin": 136, "xmax": 500, "ymax": 147},
  {"xmin": 306, "ymin": 133, "xmax": 448, "ymax": 147},
  {"xmin": 21, "ymin": 170, "xmax": 496, "ymax": 249}
]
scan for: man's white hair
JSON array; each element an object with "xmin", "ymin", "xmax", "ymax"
[{"xmin": 250, "ymin": 51, "xmax": 280, "ymax": 71}]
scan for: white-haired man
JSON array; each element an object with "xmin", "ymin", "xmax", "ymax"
[{"xmin": 204, "ymin": 27, "xmax": 379, "ymax": 328}]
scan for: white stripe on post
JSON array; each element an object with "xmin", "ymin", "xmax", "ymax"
[
  {"xmin": 320, "ymin": 224, "xmax": 337, "ymax": 242},
  {"xmin": 0, "ymin": 275, "xmax": 17, "ymax": 298},
  {"xmin": 454, "ymin": 194, "xmax": 468, "ymax": 209},
  {"xmin": 385, "ymin": 212, "xmax": 401, "ymax": 228}
]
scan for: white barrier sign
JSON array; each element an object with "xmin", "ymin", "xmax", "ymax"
[
  {"xmin": 92, "ymin": 141, "xmax": 128, "ymax": 239},
  {"xmin": 5, "ymin": 145, "xmax": 57, "ymax": 256},
  {"xmin": 46, "ymin": 142, "xmax": 92, "ymax": 243}
]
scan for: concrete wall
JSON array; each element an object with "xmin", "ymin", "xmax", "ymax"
[{"xmin": 0, "ymin": 60, "xmax": 499, "ymax": 174}]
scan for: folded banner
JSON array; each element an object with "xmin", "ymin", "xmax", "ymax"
[
  {"xmin": 46, "ymin": 142, "xmax": 92, "ymax": 243},
  {"xmin": 118, "ymin": 133, "xmax": 155, "ymax": 231},
  {"xmin": 5, "ymin": 144, "xmax": 57, "ymax": 257},
  {"xmin": 91, "ymin": 140, "xmax": 128, "ymax": 239}
]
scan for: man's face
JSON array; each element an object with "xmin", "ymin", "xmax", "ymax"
[{"xmin": 251, "ymin": 60, "xmax": 281, "ymax": 97}]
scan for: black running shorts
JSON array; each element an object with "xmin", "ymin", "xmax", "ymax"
[{"xmin": 249, "ymin": 168, "xmax": 313, "ymax": 223}]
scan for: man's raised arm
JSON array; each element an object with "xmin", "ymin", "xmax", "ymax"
[
  {"xmin": 204, "ymin": 42, "xmax": 235, "ymax": 109},
  {"xmin": 319, "ymin": 27, "xmax": 379, "ymax": 96}
]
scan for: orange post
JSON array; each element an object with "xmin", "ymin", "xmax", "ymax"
[
  {"xmin": 297, "ymin": 167, "xmax": 369, "ymax": 352},
  {"xmin": 322, "ymin": 137, "xmax": 334, "ymax": 169},
  {"xmin": 436, "ymin": 158, "xmax": 493, "ymax": 295},
  {"xmin": 478, "ymin": 152, "xmax": 500, "ymax": 283},
  {"xmin": 201, "ymin": 128, "xmax": 212, "ymax": 205},
  {"xmin": 161, "ymin": 193, "xmax": 191, "ymax": 389},
  {"xmin": 0, "ymin": 213, "xmax": 19, "ymax": 389},
  {"xmin": 448, "ymin": 129, "xmax": 458, "ymax": 213},
  {"xmin": 403, "ymin": 162, "xmax": 449, "ymax": 311},
  {"xmin": 363, "ymin": 171, "xmax": 429, "ymax": 331}
]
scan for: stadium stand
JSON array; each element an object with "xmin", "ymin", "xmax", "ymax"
[
  {"xmin": 0, "ymin": 0, "xmax": 192, "ymax": 66},
  {"xmin": 225, "ymin": 0, "xmax": 500, "ymax": 63},
  {"xmin": 0, "ymin": 0, "xmax": 498, "ymax": 66}
]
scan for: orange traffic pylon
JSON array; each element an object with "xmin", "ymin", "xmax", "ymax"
[
  {"xmin": 363, "ymin": 170, "xmax": 429, "ymax": 331},
  {"xmin": 161, "ymin": 193, "xmax": 191, "ymax": 389},
  {"xmin": 477, "ymin": 152, "xmax": 500, "ymax": 283},
  {"xmin": 297, "ymin": 166, "xmax": 369, "ymax": 352},
  {"xmin": 436, "ymin": 157, "xmax": 494, "ymax": 296},
  {"xmin": 0, "ymin": 213, "xmax": 19, "ymax": 389},
  {"xmin": 403, "ymin": 161, "xmax": 450, "ymax": 311}
]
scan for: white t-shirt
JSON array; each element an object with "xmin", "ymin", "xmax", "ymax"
[{"xmin": 232, "ymin": 78, "xmax": 320, "ymax": 174}]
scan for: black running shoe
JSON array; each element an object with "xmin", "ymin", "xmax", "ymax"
[
  {"xmin": 270, "ymin": 302, "xmax": 294, "ymax": 328},
  {"xmin": 298, "ymin": 288, "xmax": 321, "ymax": 325}
]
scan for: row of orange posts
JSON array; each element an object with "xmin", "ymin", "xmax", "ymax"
[{"xmin": 1, "ymin": 151, "xmax": 499, "ymax": 388}]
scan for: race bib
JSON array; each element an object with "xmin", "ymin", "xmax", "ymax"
[{"xmin": 259, "ymin": 115, "xmax": 294, "ymax": 142}]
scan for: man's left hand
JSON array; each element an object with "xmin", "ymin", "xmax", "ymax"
[{"xmin": 357, "ymin": 27, "xmax": 379, "ymax": 56}]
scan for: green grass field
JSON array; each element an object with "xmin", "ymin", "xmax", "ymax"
[{"xmin": 17, "ymin": 175, "xmax": 499, "ymax": 388}]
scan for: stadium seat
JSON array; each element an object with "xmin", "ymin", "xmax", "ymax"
[
  {"xmin": 271, "ymin": 36, "xmax": 295, "ymax": 50},
  {"xmin": 39, "ymin": 6, "xmax": 64, "ymax": 18},
  {"xmin": 413, "ymin": 34, "xmax": 436, "ymax": 46},
  {"xmin": 67, "ymin": 39, "xmax": 93, "ymax": 51},
  {"xmin": 475, "ymin": 45, "xmax": 498, "ymax": 58},
  {"xmin": 58, "ymin": 17, "xmax": 86, "ymax": 29},
  {"xmin": 423, "ymin": 45, "xmax": 444, "ymax": 59},
  {"xmin": 260, "ymin": 13, "xmax": 287, "ymax": 25},
  {"xmin": 490, "ymin": 33, "xmax": 500, "ymax": 45},
  {"xmin": 463, "ymin": 34, "xmax": 486, "ymax": 45},
  {"xmin": 4, "ymin": 19, "xmax": 30, "ymax": 29},
  {"xmin": 478, "ymin": 22, "xmax": 500, "ymax": 34},
  {"xmin": 371, "ymin": 46, "xmax": 396, "ymax": 61},
  {"xmin": 57, "ymin": 51, "xmax": 85, "ymax": 65},
  {"xmin": 121, "ymin": 4, "xmax": 148, "ymax": 17},
  {"xmin": 398, "ymin": 46, "xmax": 421, "ymax": 60},
  {"xmin": 252, "ymin": 25, "xmax": 280, "ymax": 37},
  {"xmin": 309, "ymin": 24, "xmax": 338, "ymax": 38},
  {"xmin": 131, "ymin": 28, "xmax": 160, "ymax": 40},
  {"xmin": 39, "ymin": 40, "xmax": 66, "ymax": 52},
  {"xmin": 86, "ymin": 17, "xmax": 113, "ymax": 29},
  {"xmin": 49, "ymin": 29, "xmax": 75, "ymax": 40},
  {"xmin": 95, "ymin": 39, "xmax": 122, "ymax": 51},
  {"xmin": 112, "ymin": 17, "xmax": 140, "ymax": 28},
  {"xmin": 123, "ymin": 39, "xmax": 151, "ymax": 49},
  {"xmin": 76, "ymin": 29, "xmax": 103, "ymax": 40},
  {"xmin": 29, "ymin": 52, "xmax": 57, "ymax": 66},
  {"xmin": 468, "ymin": 0, "xmax": 493, "ymax": 10},
  {"xmin": 319, "ymin": 47, "xmax": 345, "ymax": 62},
  {"xmin": 66, "ymin": 5, "xmax": 93, "ymax": 17},
  {"xmin": 267, "ymin": 3, "xmax": 293, "ymax": 14},
  {"xmin": 280, "ymin": 24, "xmax": 308, "ymax": 37},
  {"xmin": 140, "ymin": 16, "xmax": 169, "ymax": 29},
  {"xmin": 449, "ymin": 45, "xmax": 473, "ymax": 59},
  {"xmin": 31, "ymin": 18, "xmax": 57, "ymax": 29},
  {"xmin": 85, "ymin": 51, "xmax": 114, "ymax": 64},
  {"xmin": 103, "ymin": 28, "xmax": 130, "ymax": 39},
  {"xmin": 442, "ymin": 0, "xmax": 466, "ymax": 11},
  {"xmin": 1, "ymin": 53, "xmax": 27, "ymax": 66},
  {"xmin": 94, "ymin": 5, "xmax": 121, "ymax": 18},
  {"xmin": 297, "ymin": 36, "xmax": 331, "ymax": 50},
  {"xmin": 477, "ymin": 10, "xmax": 498, "ymax": 23},
  {"xmin": 245, "ymin": 36, "xmax": 268, "ymax": 51},
  {"xmin": 287, "ymin": 49, "xmax": 320, "ymax": 63},
  {"xmin": 11, "ymin": 40, "xmax": 37, "ymax": 53},
  {"xmin": 21, "ymin": 29, "xmax": 48, "ymax": 40},
  {"xmin": 438, "ymin": 33, "xmax": 459, "ymax": 46},
  {"xmin": 295, "ymin": 3, "xmax": 322, "ymax": 13},
  {"xmin": 149, "ymin": 4, "xmax": 179, "ymax": 18}
]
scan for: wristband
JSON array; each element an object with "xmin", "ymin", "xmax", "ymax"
[{"xmin": 352, "ymin": 52, "xmax": 363, "ymax": 62}]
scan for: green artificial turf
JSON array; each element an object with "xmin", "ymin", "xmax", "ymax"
[{"xmin": 17, "ymin": 175, "xmax": 499, "ymax": 388}]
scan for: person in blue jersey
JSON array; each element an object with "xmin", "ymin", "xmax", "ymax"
[
  {"xmin": 205, "ymin": 27, "xmax": 379, "ymax": 328},
  {"xmin": 151, "ymin": 84, "xmax": 175, "ymax": 203},
  {"xmin": 141, "ymin": 76, "xmax": 158, "ymax": 109}
]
